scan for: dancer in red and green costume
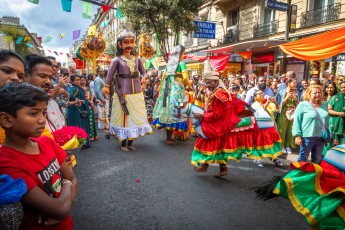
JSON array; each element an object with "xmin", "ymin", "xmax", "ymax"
[
  {"xmin": 192, "ymin": 71, "xmax": 282, "ymax": 177},
  {"xmin": 256, "ymin": 145, "xmax": 345, "ymax": 229}
]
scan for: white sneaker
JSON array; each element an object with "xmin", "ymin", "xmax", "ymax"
[
  {"xmin": 282, "ymin": 147, "xmax": 287, "ymax": 154},
  {"xmin": 286, "ymin": 147, "xmax": 292, "ymax": 154},
  {"xmin": 254, "ymin": 160, "xmax": 264, "ymax": 168}
]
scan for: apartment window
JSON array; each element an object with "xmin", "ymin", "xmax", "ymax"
[
  {"xmin": 314, "ymin": 0, "xmax": 334, "ymax": 9},
  {"xmin": 229, "ymin": 10, "xmax": 238, "ymax": 26}
]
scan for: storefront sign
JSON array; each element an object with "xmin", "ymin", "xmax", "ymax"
[
  {"xmin": 287, "ymin": 58, "xmax": 304, "ymax": 64},
  {"xmin": 265, "ymin": 0, "xmax": 289, "ymax": 11},
  {"xmin": 332, "ymin": 53, "xmax": 345, "ymax": 62},
  {"xmin": 193, "ymin": 21, "xmax": 216, "ymax": 39},
  {"xmin": 251, "ymin": 52, "xmax": 274, "ymax": 64}
]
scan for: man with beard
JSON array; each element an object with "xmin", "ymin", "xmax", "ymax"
[
  {"xmin": 25, "ymin": 55, "xmax": 66, "ymax": 132},
  {"xmin": 103, "ymin": 30, "xmax": 152, "ymax": 151},
  {"xmin": 245, "ymin": 76, "xmax": 274, "ymax": 105}
]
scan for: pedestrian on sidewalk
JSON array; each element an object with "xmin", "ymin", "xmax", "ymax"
[{"xmin": 292, "ymin": 84, "xmax": 329, "ymax": 164}]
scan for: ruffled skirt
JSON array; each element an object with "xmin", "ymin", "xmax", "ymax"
[
  {"xmin": 191, "ymin": 127, "xmax": 282, "ymax": 166},
  {"xmin": 110, "ymin": 93, "xmax": 153, "ymax": 141}
]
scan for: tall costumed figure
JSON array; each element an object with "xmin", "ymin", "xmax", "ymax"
[
  {"xmin": 103, "ymin": 30, "xmax": 152, "ymax": 151},
  {"xmin": 152, "ymin": 45, "xmax": 189, "ymax": 144}
]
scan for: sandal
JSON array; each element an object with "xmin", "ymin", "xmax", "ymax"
[
  {"xmin": 165, "ymin": 139, "xmax": 175, "ymax": 145},
  {"xmin": 273, "ymin": 158, "xmax": 283, "ymax": 167},
  {"xmin": 214, "ymin": 164, "xmax": 228, "ymax": 177},
  {"xmin": 193, "ymin": 163, "xmax": 209, "ymax": 172},
  {"xmin": 120, "ymin": 146, "xmax": 130, "ymax": 152},
  {"xmin": 127, "ymin": 146, "xmax": 136, "ymax": 151}
]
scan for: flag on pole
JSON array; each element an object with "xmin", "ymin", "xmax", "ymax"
[
  {"xmin": 116, "ymin": 8, "xmax": 122, "ymax": 18},
  {"xmin": 16, "ymin": 36, "xmax": 23, "ymax": 44},
  {"xmin": 61, "ymin": 0, "xmax": 72, "ymax": 12},
  {"xmin": 73, "ymin": 29, "xmax": 81, "ymax": 40},
  {"xmin": 101, "ymin": 20, "xmax": 109, "ymax": 27},
  {"xmin": 26, "ymin": 43, "xmax": 34, "ymax": 48},
  {"xmin": 44, "ymin": 35, "xmax": 53, "ymax": 43},
  {"xmin": 27, "ymin": 0, "xmax": 39, "ymax": 4},
  {"xmin": 82, "ymin": 1, "xmax": 92, "ymax": 19},
  {"xmin": 87, "ymin": 25, "xmax": 96, "ymax": 36},
  {"xmin": 59, "ymin": 33, "xmax": 65, "ymax": 39},
  {"xmin": 101, "ymin": 5, "xmax": 112, "ymax": 13},
  {"xmin": 5, "ymin": 36, "xmax": 13, "ymax": 44}
]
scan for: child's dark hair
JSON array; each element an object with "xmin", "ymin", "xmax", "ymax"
[
  {"xmin": 25, "ymin": 55, "xmax": 53, "ymax": 74},
  {"xmin": 0, "ymin": 83, "xmax": 49, "ymax": 118}
]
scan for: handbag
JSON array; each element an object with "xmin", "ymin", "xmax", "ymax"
[
  {"xmin": 76, "ymin": 107, "xmax": 88, "ymax": 118},
  {"xmin": 285, "ymin": 108, "xmax": 295, "ymax": 121},
  {"xmin": 74, "ymin": 87, "xmax": 88, "ymax": 118},
  {"xmin": 310, "ymin": 103, "xmax": 331, "ymax": 143}
]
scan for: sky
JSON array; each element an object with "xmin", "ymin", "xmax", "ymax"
[{"xmin": 0, "ymin": 0, "xmax": 97, "ymax": 63}]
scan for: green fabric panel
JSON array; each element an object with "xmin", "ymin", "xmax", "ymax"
[
  {"xmin": 235, "ymin": 117, "xmax": 252, "ymax": 128},
  {"xmin": 191, "ymin": 141, "xmax": 282, "ymax": 166},
  {"xmin": 177, "ymin": 61, "xmax": 187, "ymax": 72},
  {"xmin": 276, "ymin": 169, "xmax": 345, "ymax": 229}
]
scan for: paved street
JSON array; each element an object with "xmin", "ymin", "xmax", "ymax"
[{"xmin": 72, "ymin": 131, "xmax": 308, "ymax": 230}]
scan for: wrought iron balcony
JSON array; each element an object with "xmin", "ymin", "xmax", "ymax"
[
  {"xmin": 300, "ymin": 3, "xmax": 341, "ymax": 28},
  {"xmin": 253, "ymin": 20, "xmax": 278, "ymax": 38},
  {"xmin": 222, "ymin": 25, "xmax": 239, "ymax": 45}
]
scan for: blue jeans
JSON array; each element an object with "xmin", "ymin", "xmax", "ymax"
[{"xmin": 298, "ymin": 137, "xmax": 324, "ymax": 164}]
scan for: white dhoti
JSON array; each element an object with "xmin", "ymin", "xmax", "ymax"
[
  {"xmin": 110, "ymin": 92, "xmax": 152, "ymax": 141},
  {"xmin": 97, "ymin": 98, "xmax": 109, "ymax": 130}
]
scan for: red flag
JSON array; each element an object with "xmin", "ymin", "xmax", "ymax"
[
  {"xmin": 73, "ymin": 58, "xmax": 85, "ymax": 69},
  {"xmin": 209, "ymin": 55, "xmax": 230, "ymax": 71},
  {"xmin": 101, "ymin": 5, "xmax": 112, "ymax": 13},
  {"xmin": 37, "ymin": 36, "xmax": 42, "ymax": 43},
  {"xmin": 59, "ymin": 52, "xmax": 63, "ymax": 55},
  {"xmin": 47, "ymin": 50, "xmax": 52, "ymax": 53}
]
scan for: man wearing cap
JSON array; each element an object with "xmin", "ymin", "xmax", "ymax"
[
  {"xmin": 103, "ymin": 30, "xmax": 152, "ymax": 151},
  {"xmin": 191, "ymin": 71, "xmax": 247, "ymax": 177}
]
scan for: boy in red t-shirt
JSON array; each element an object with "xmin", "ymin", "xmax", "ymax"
[{"xmin": 0, "ymin": 83, "xmax": 78, "ymax": 230}]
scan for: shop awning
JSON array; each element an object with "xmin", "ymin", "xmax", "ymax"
[
  {"xmin": 279, "ymin": 26, "xmax": 345, "ymax": 61},
  {"xmin": 205, "ymin": 40, "xmax": 288, "ymax": 54}
]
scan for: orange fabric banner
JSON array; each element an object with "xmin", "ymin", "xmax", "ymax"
[
  {"xmin": 237, "ymin": 51, "xmax": 252, "ymax": 60},
  {"xmin": 279, "ymin": 26, "xmax": 345, "ymax": 61}
]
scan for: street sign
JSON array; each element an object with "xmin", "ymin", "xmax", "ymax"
[
  {"xmin": 290, "ymin": 4, "xmax": 297, "ymax": 33},
  {"xmin": 265, "ymin": 0, "xmax": 289, "ymax": 11},
  {"xmin": 193, "ymin": 20, "xmax": 216, "ymax": 39}
]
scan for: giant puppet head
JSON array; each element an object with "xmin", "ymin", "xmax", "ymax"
[{"xmin": 116, "ymin": 30, "xmax": 136, "ymax": 56}]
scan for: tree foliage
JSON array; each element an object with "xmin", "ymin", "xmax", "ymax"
[
  {"xmin": 120, "ymin": 0, "xmax": 204, "ymax": 61},
  {"xmin": 0, "ymin": 25, "xmax": 30, "ymax": 56}
]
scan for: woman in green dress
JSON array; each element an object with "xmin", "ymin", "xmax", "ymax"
[
  {"xmin": 152, "ymin": 45, "xmax": 189, "ymax": 144},
  {"xmin": 80, "ymin": 75, "xmax": 98, "ymax": 141},
  {"xmin": 276, "ymin": 78, "xmax": 299, "ymax": 154}
]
